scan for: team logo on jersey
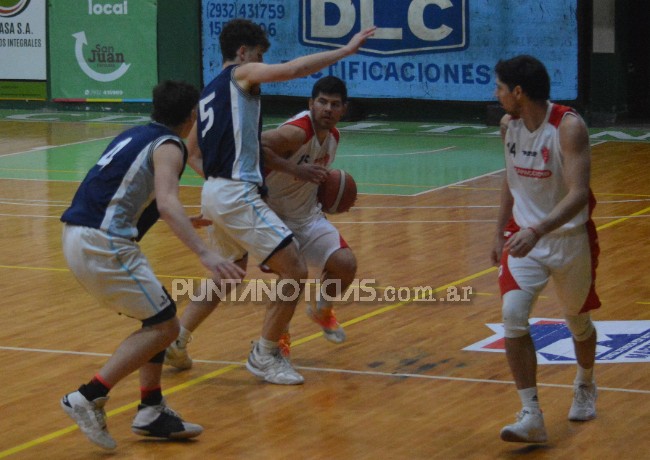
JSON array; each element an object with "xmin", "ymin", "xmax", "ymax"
[
  {"xmin": 541, "ymin": 146, "xmax": 550, "ymax": 163},
  {"xmin": 464, "ymin": 318, "xmax": 650, "ymax": 364},
  {"xmin": 0, "ymin": 0, "xmax": 31, "ymax": 18},
  {"xmin": 300, "ymin": 0, "xmax": 469, "ymax": 56},
  {"xmin": 72, "ymin": 31, "xmax": 131, "ymax": 82}
]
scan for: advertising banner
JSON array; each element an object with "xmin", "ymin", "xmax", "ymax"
[
  {"xmin": 0, "ymin": 0, "xmax": 47, "ymax": 100},
  {"xmin": 201, "ymin": 0, "xmax": 579, "ymax": 101},
  {"xmin": 49, "ymin": 0, "xmax": 157, "ymax": 102}
]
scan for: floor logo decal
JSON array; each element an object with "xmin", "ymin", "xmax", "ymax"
[{"xmin": 464, "ymin": 318, "xmax": 650, "ymax": 364}]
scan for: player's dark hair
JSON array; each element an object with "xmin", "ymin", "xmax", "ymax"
[
  {"xmin": 312, "ymin": 76, "xmax": 348, "ymax": 103},
  {"xmin": 151, "ymin": 80, "xmax": 199, "ymax": 127},
  {"xmin": 495, "ymin": 55, "xmax": 550, "ymax": 102},
  {"xmin": 219, "ymin": 19, "xmax": 270, "ymax": 61}
]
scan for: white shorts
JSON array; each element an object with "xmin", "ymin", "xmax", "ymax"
[
  {"xmin": 499, "ymin": 224, "xmax": 601, "ymax": 315},
  {"xmin": 202, "ymin": 177, "xmax": 293, "ymax": 264},
  {"xmin": 283, "ymin": 214, "xmax": 348, "ymax": 275},
  {"xmin": 62, "ymin": 224, "xmax": 173, "ymax": 321}
]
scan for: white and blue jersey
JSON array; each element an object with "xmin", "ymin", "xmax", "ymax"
[
  {"xmin": 198, "ymin": 64, "xmax": 264, "ymax": 186},
  {"xmin": 61, "ymin": 122, "xmax": 187, "ymax": 241}
]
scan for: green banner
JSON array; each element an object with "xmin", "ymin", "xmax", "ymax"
[
  {"xmin": 0, "ymin": 81, "xmax": 47, "ymax": 100},
  {"xmin": 49, "ymin": 0, "xmax": 157, "ymax": 102}
]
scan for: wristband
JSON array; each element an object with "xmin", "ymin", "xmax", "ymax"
[{"xmin": 527, "ymin": 226, "xmax": 541, "ymax": 239}]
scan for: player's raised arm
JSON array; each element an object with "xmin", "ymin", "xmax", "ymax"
[{"xmin": 236, "ymin": 27, "xmax": 376, "ymax": 88}]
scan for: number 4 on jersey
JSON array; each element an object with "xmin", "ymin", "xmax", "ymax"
[{"xmin": 97, "ymin": 137, "xmax": 132, "ymax": 169}]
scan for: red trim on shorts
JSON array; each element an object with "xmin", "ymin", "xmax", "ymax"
[
  {"xmin": 580, "ymin": 217, "xmax": 601, "ymax": 313},
  {"xmin": 579, "ymin": 191, "xmax": 601, "ymax": 312},
  {"xmin": 499, "ymin": 218, "xmax": 522, "ymax": 296},
  {"xmin": 498, "ymin": 248, "xmax": 522, "ymax": 296},
  {"xmin": 503, "ymin": 218, "xmax": 520, "ymax": 237}
]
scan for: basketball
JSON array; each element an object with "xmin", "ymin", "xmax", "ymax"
[{"xmin": 317, "ymin": 169, "xmax": 357, "ymax": 214}]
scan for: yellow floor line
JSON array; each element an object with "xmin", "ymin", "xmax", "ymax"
[{"xmin": 1, "ymin": 204, "xmax": 648, "ymax": 457}]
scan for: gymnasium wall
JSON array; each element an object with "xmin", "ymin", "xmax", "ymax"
[
  {"xmin": 0, "ymin": 0, "xmax": 201, "ymax": 110},
  {"xmin": 202, "ymin": 0, "xmax": 579, "ymax": 102},
  {"xmin": 0, "ymin": 1, "xmax": 634, "ymax": 123}
]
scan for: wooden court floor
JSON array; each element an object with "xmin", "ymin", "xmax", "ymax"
[{"xmin": 0, "ymin": 116, "xmax": 648, "ymax": 459}]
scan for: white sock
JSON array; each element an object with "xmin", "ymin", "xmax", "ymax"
[
  {"xmin": 177, "ymin": 326, "xmax": 192, "ymax": 347},
  {"xmin": 575, "ymin": 365, "xmax": 594, "ymax": 385},
  {"xmin": 257, "ymin": 337, "xmax": 278, "ymax": 355},
  {"xmin": 517, "ymin": 387, "xmax": 540, "ymax": 409}
]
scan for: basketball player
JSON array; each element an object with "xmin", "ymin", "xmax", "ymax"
[
  {"xmin": 59, "ymin": 80, "xmax": 244, "ymax": 450},
  {"xmin": 491, "ymin": 55, "xmax": 600, "ymax": 443},
  {"xmin": 164, "ymin": 19, "xmax": 374, "ymax": 385},
  {"xmin": 166, "ymin": 76, "xmax": 356, "ymax": 367},
  {"xmin": 262, "ymin": 75, "xmax": 357, "ymax": 349}
]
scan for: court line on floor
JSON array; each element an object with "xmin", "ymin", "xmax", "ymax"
[
  {"xmin": 0, "ymin": 137, "xmax": 113, "ymax": 159},
  {"xmin": 1, "ymin": 204, "xmax": 649, "ymax": 458},
  {"xmin": 0, "ymin": 267, "xmax": 492, "ymax": 458},
  {"xmin": 1, "ymin": 345, "xmax": 647, "ymax": 396},
  {"xmin": 341, "ymin": 146, "xmax": 456, "ymax": 157}
]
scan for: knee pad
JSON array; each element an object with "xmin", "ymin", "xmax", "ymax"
[
  {"xmin": 565, "ymin": 313, "xmax": 595, "ymax": 342},
  {"xmin": 502, "ymin": 290, "xmax": 535, "ymax": 338}
]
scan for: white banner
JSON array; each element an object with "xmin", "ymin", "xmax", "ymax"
[{"xmin": 0, "ymin": 0, "xmax": 47, "ymax": 80}]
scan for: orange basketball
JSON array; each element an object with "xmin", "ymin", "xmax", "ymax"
[{"xmin": 317, "ymin": 169, "xmax": 357, "ymax": 214}]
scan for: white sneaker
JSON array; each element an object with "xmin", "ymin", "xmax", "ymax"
[
  {"xmin": 246, "ymin": 343, "xmax": 304, "ymax": 385},
  {"xmin": 500, "ymin": 408, "xmax": 548, "ymax": 443},
  {"xmin": 568, "ymin": 382, "xmax": 597, "ymax": 421},
  {"xmin": 306, "ymin": 304, "xmax": 346, "ymax": 343},
  {"xmin": 132, "ymin": 400, "xmax": 203, "ymax": 438},
  {"xmin": 164, "ymin": 339, "xmax": 193, "ymax": 370},
  {"xmin": 61, "ymin": 391, "xmax": 116, "ymax": 450}
]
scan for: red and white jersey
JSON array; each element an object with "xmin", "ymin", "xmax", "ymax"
[
  {"xmin": 265, "ymin": 110, "xmax": 339, "ymax": 222},
  {"xmin": 504, "ymin": 103, "xmax": 594, "ymax": 233}
]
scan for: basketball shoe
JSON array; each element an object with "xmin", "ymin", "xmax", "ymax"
[
  {"xmin": 61, "ymin": 391, "xmax": 116, "ymax": 450},
  {"xmin": 164, "ymin": 337, "xmax": 193, "ymax": 370},
  {"xmin": 568, "ymin": 382, "xmax": 597, "ymax": 421},
  {"xmin": 132, "ymin": 399, "xmax": 203, "ymax": 438},
  {"xmin": 246, "ymin": 342, "xmax": 304, "ymax": 385},
  {"xmin": 500, "ymin": 407, "xmax": 548, "ymax": 443},
  {"xmin": 306, "ymin": 303, "xmax": 346, "ymax": 343}
]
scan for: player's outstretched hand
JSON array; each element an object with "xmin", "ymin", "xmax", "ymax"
[
  {"xmin": 343, "ymin": 26, "xmax": 377, "ymax": 55},
  {"xmin": 201, "ymin": 251, "xmax": 245, "ymax": 283},
  {"xmin": 296, "ymin": 164, "xmax": 328, "ymax": 184},
  {"xmin": 504, "ymin": 227, "xmax": 539, "ymax": 258}
]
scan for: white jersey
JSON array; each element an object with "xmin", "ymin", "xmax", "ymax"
[
  {"xmin": 504, "ymin": 103, "xmax": 594, "ymax": 234},
  {"xmin": 265, "ymin": 110, "xmax": 339, "ymax": 223}
]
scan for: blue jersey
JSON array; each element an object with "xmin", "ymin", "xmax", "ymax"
[
  {"xmin": 198, "ymin": 65, "xmax": 264, "ymax": 186},
  {"xmin": 61, "ymin": 122, "xmax": 187, "ymax": 241}
]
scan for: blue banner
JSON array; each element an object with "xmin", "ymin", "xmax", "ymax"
[{"xmin": 201, "ymin": 0, "xmax": 578, "ymax": 101}]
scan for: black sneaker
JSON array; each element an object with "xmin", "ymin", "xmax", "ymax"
[{"xmin": 131, "ymin": 401, "xmax": 203, "ymax": 439}]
